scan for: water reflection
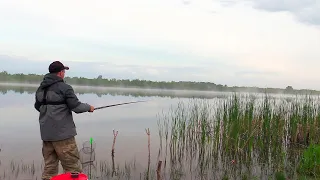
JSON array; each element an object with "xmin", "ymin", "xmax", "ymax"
[
  {"xmin": 0, "ymin": 83, "xmax": 234, "ymax": 99},
  {"xmin": 1, "ymin": 83, "xmax": 313, "ymax": 100}
]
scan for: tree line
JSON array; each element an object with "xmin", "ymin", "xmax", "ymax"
[{"xmin": 0, "ymin": 71, "xmax": 319, "ymax": 94}]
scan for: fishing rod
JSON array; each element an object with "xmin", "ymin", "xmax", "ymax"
[{"xmin": 94, "ymin": 100, "xmax": 147, "ymax": 110}]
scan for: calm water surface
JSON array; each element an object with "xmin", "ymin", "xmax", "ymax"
[
  {"xmin": 0, "ymin": 84, "xmax": 307, "ymax": 179},
  {"xmin": 0, "ymin": 84, "xmax": 233, "ymax": 179}
]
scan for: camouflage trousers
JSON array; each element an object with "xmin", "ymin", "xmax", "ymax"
[{"xmin": 41, "ymin": 137, "xmax": 82, "ymax": 180}]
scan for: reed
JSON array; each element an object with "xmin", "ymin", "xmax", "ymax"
[
  {"xmin": 112, "ymin": 129, "xmax": 119, "ymax": 177},
  {"xmin": 157, "ymin": 93, "xmax": 320, "ymax": 179},
  {"xmin": 0, "ymin": 160, "xmax": 39, "ymax": 180},
  {"xmin": 145, "ymin": 128, "xmax": 151, "ymax": 180}
]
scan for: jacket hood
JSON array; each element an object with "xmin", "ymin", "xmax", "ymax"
[{"xmin": 39, "ymin": 73, "xmax": 64, "ymax": 89}]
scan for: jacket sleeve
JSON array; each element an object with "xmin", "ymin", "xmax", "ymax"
[
  {"xmin": 34, "ymin": 99, "xmax": 41, "ymax": 112},
  {"xmin": 34, "ymin": 88, "xmax": 41, "ymax": 112},
  {"xmin": 64, "ymin": 85, "xmax": 91, "ymax": 114}
]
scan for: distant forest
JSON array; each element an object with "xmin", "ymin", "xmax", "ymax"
[{"xmin": 0, "ymin": 71, "xmax": 319, "ymax": 94}]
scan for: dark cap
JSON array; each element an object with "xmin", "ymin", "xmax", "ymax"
[{"xmin": 49, "ymin": 61, "xmax": 69, "ymax": 73}]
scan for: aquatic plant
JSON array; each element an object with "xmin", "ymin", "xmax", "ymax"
[
  {"xmin": 156, "ymin": 93, "xmax": 320, "ymax": 179},
  {"xmin": 297, "ymin": 144, "xmax": 320, "ymax": 177}
]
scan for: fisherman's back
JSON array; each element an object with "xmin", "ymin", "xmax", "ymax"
[
  {"xmin": 35, "ymin": 73, "xmax": 91, "ymax": 141},
  {"xmin": 35, "ymin": 61, "xmax": 94, "ymax": 180}
]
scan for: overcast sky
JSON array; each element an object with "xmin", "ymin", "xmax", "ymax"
[{"xmin": 0, "ymin": 0, "xmax": 319, "ymax": 90}]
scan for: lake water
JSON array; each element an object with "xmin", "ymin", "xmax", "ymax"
[
  {"xmin": 0, "ymin": 83, "xmax": 239, "ymax": 180},
  {"xmin": 1, "ymin": 83, "xmax": 313, "ymax": 180}
]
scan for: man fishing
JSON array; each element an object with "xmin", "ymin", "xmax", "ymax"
[{"xmin": 34, "ymin": 61, "xmax": 95, "ymax": 180}]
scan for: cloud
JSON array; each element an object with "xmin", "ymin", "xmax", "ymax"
[
  {"xmin": 0, "ymin": 0, "xmax": 320, "ymax": 90},
  {"xmin": 0, "ymin": 54, "xmax": 283, "ymax": 88},
  {"xmin": 221, "ymin": 0, "xmax": 320, "ymax": 25},
  {"xmin": 235, "ymin": 70, "xmax": 280, "ymax": 77}
]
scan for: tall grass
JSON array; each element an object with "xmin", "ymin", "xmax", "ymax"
[{"xmin": 157, "ymin": 93, "xmax": 320, "ymax": 179}]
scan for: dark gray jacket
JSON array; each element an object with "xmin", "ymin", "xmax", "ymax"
[{"xmin": 34, "ymin": 73, "xmax": 91, "ymax": 141}]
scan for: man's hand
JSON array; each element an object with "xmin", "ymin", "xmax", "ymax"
[{"xmin": 89, "ymin": 105, "xmax": 95, "ymax": 112}]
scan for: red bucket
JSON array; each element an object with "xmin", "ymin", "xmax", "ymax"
[{"xmin": 51, "ymin": 172, "xmax": 88, "ymax": 180}]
